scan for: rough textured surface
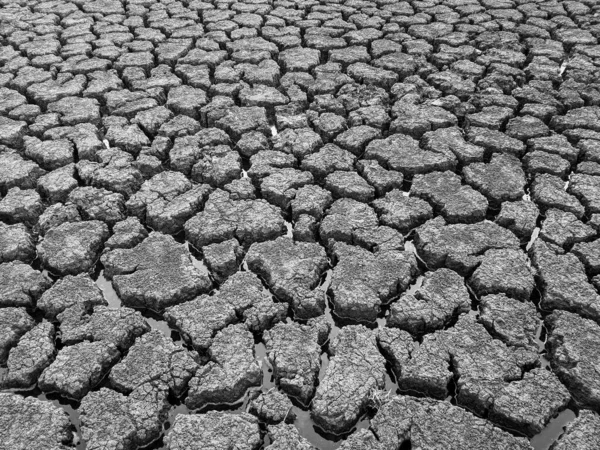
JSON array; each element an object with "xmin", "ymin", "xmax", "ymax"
[
  {"xmin": 463, "ymin": 153, "xmax": 527, "ymax": 204},
  {"xmin": 39, "ymin": 340, "xmax": 121, "ymax": 400},
  {"xmin": 265, "ymin": 423, "xmax": 317, "ymax": 450},
  {"xmin": 165, "ymin": 271, "xmax": 285, "ymax": 352},
  {"xmin": 109, "ymin": 330, "xmax": 198, "ymax": 396},
  {"xmin": 469, "ymin": 248, "xmax": 535, "ymax": 301},
  {"xmin": 37, "ymin": 274, "xmax": 106, "ymax": 320},
  {"xmin": 330, "ymin": 242, "xmax": 418, "ymax": 322},
  {"xmin": 126, "ymin": 171, "xmax": 211, "ymax": 234},
  {"xmin": 373, "ymin": 189, "xmax": 433, "ymax": 234},
  {"xmin": 479, "ymin": 294, "xmax": 541, "ymax": 351},
  {"xmin": 0, "ymin": 322, "xmax": 54, "ymax": 389},
  {"xmin": 0, "ymin": 223, "xmax": 36, "ymax": 264},
  {"xmin": 102, "ymin": 232, "xmax": 212, "ymax": 311},
  {"xmin": 38, "ymin": 220, "xmax": 109, "ymax": 276},
  {"xmin": 381, "ymin": 313, "xmax": 566, "ymax": 434},
  {"xmin": 264, "ymin": 318, "xmax": 329, "ymax": 405},
  {"xmin": 80, "ymin": 383, "xmax": 169, "ymax": 450},
  {"xmin": 411, "ymin": 171, "xmax": 488, "ymax": 223},
  {"xmin": 531, "ymin": 240, "xmax": 600, "ymax": 321},
  {"xmin": 388, "ymin": 268, "xmax": 470, "ymax": 334},
  {"xmin": 0, "ymin": 307, "xmax": 34, "ymax": 364},
  {"xmin": 414, "ymin": 217, "xmax": 521, "ymax": 275},
  {"xmin": 551, "ymin": 410, "xmax": 600, "ymax": 450},
  {"xmin": 2, "ymin": 1, "xmax": 600, "ymax": 448},
  {"xmin": 546, "ymin": 310, "xmax": 600, "ymax": 409},
  {"xmin": 371, "ymin": 395, "xmax": 531, "ymax": 449},
  {"xmin": 166, "ymin": 412, "xmax": 261, "ymax": 450},
  {"xmin": 104, "ymin": 217, "xmax": 148, "ymax": 251},
  {"xmin": 495, "ymin": 200, "xmax": 540, "ymax": 241},
  {"xmin": 540, "ymin": 208, "xmax": 596, "ymax": 248},
  {"xmin": 185, "ymin": 189, "xmax": 285, "ymax": 248},
  {"xmin": 186, "ymin": 323, "xmax": 261, "ymax": 409},
  {"xmin": 0, "ymin": 393, "xmax": 73, "ymax": 450},
  {"xmin": 0, "ymin": 262, "xmax": 51, "ymax": 308},
  {"xmin": 311, "ymin": 325, "xmax": 386, "ymax": 434},
  {"xmin": 58, "ymin": 305, "xmax": 149, "ymax": 351},
  {"xmin": 249, "ymin": 390, "xmax": 295, "ymax": 424},
  {"xmin": 246, "ymin": 237, "xmax": 328, "ymax": 318}
]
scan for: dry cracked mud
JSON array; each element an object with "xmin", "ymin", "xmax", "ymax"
[{"xmin": 1, "ymin": 0, "xmax": 600, "ymax": 449}]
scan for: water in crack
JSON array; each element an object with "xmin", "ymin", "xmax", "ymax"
[
  {"xmin": 558, "ymin": 61, "xmax": 567, "ymax": 76},
  {"xmin": 255, "ymin": 341, "xmax": 275, "ymax": 391},
  {"xmin": 94, "ymin": 269, "xmax": 182, "ymax": 342},
  {"xmin": 95, "ymin": 269, "xmax": 121, "ymax": 308},
  {"xmin": 534, "ymin": 322, "xmax": 550, "ymax": 369},
  {"xmin": 288, "ymin": 348, "xmax": 372, "ymax": 449},
  {"xmin": 150, "ymin": 402, "xmax": 190, "ymax": 450},
  {"xmin": 141, "ymin": 309, "xmax": 184, "ymax": 345},
  {"xmin": 284, "ymin": 220, "xmax": 293, "ymax": 238},
  {"xmin": 530, "ymin": 408, "xmax": 576, "ymax": 450},
  {"xmin": 404, "ymin": 240, "xmax": 428, "ymax": 270},
  {"xmin": 19, "ymin": 389, "xmax": 86, "ymax": 450},
  {"xmin": 144, "ymin": 343, "xmax": 272, "ymax": 450},
  {"xmin": 293, "ymin": 408, "xmax": 370, "ymax": 450},
  {"xmin": 23, "ymin": 250, "xmax": 571, "ymax": 449},
  {"xmin": 526, "ymin": 227, "xmax": 541, "ymax": 252},
  {"xmin": 404, "ymin": 275, "xmax": 425, "ymax": 296},
  {"xmin": 184, "ymin": 242, "xmax": 211, "ymax": 277},
  {"xmin": 42, "ymin": 393, "xmax": 85, "ymax": 450},
  {"xmin": 323, "ymin": 295, "xmax": 340, "ymax": 343}
]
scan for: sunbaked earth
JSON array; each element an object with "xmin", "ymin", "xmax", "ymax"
[{"xmin": 1, "ymin": 0, "xmax": 600, "ymax": 449}]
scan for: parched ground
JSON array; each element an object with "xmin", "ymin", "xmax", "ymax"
[{"xmin": 1, "ymin": 0, "xmax": 600, "ymax": 449}]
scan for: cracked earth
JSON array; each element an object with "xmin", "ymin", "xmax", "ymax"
[{"xmin": 1, "ymin": 0, "xmax": 600, "ymax": 449}]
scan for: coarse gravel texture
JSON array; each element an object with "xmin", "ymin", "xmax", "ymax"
[{"xmin": 2, "ymin": 0, "xmax": 600, "ymax": 449}]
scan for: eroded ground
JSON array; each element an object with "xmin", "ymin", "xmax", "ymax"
[{"xmin": 1, "ymin": 0, "xmax": 600, "ymax": 449}]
